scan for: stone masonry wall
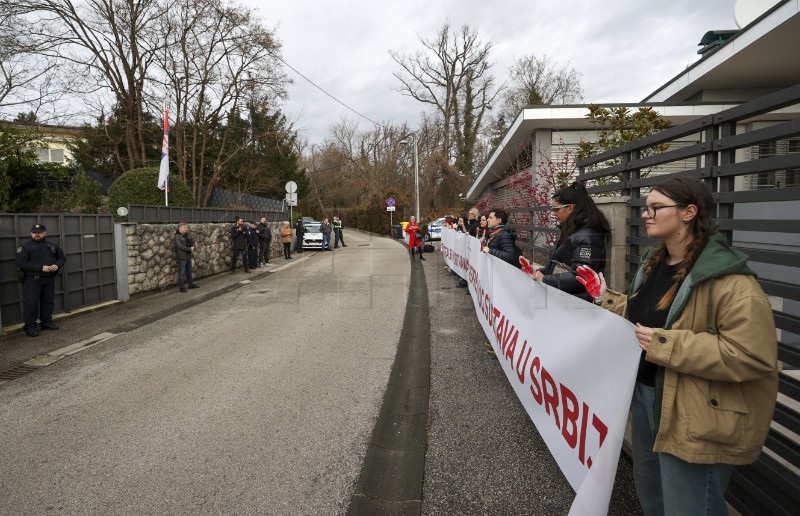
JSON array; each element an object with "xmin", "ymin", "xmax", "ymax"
[{"xmin": 125, "ymin": 222, "xmax": 284, "ymax": 295}]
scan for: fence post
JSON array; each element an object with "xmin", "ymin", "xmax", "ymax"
[{"xmin": 114, "ymin": 223, "xmax": 130, "ymax": 302}]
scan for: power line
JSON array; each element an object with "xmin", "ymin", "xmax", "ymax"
[{"xmin": 273, "ymin": 54, "xmax": 383, "ymax": 128}]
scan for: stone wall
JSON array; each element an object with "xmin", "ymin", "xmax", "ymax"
[{"xmin": 125, "ymin": 222, "xmax": 284, "ymax": 295}]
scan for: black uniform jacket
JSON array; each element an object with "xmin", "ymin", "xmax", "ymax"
[{"xmin": 16, "ymin": 238, "xmax": 67, "ymax": 277}]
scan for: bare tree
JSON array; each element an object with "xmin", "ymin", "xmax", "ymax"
[
  {"xmin": 497, "ymin": 54, "xmax": 584, "ymax": 124},
  {"xmin": 390, "ymin": 21, "xmax": 499, "ymax": 177},
  {"xmin": 15, "ymin": 0, "xmax": 166, "ymax": 169},
  {"xmin": 0, "ymin": 1, "xmax": 64, "ymax": 121},
  {"xmin": 159, "ymin": 0, "xmax": 288, "ymax": 205}
]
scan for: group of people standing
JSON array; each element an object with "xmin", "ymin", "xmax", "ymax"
[
  {"xmin": 229, "ymin": 216, "xmax": 274, "ymax": 273},
  {"xmin": 440, "ymin": 178, "xmax": 777, "ymax": 516}
]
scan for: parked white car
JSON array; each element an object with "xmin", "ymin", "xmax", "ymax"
[
  {"xmin": 426, "ymin": 216, "xmax": 453, "ymax": 241},
  {"xmin": 302, "ymin": 222, "xmax": 323, "ymax": 249}
]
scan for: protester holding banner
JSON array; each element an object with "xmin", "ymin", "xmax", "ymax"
[
  {"xmin": 405, "ymin": 216, "xmax": 425, "ymax": 261},
  {"xmin": 466, "ymin": 207, "xmax": 480, "ymax": 237},
  {"xmin": 476, "ymin": 214, "xmax": 489, "ymax": 244},
  {"xmin": 482, "ymin": 209, "xmax": 519, "ymax": 266},
  {"xmin": 577, "ymin": 177, "xmax": 778, "ymax": 516},
  {"xmin": 524, "ymin": 181, "xmax": 609, "ymax": 303}
]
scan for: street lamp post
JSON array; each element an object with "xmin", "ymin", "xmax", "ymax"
[{"xmin": 400, "ymin": 133, "xmax": 420, "ymax": 221}]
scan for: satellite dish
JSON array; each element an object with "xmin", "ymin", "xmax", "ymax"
[
  {"xmin": 734, "ymin": 0, "xmax": 774, "ymax": 29},
  {"xmin": 117, "ymin": 206, "xmax": 129, "ymax": 216}
]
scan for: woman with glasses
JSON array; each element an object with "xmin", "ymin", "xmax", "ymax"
[
  {"xmin": 577, "ymin": 177, "xmax": 778, "ymax": 515},
  {"xmin": 525, "ymin": 181, "xmax": 609, "ymax": 302}
]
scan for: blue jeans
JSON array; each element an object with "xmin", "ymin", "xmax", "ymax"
[
  {"xmin": 177, "ymin": 258, "xmax": 193, "ymax": 289},
  {"xmin": 322, "ymin": 233, "xmax": 331, "ymax": 250},
  {"xmin": 631, "ymin": 382, "xmax": 734, "ymax": 516}
]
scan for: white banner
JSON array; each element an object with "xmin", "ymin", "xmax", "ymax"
[{"xmin": 441, "ymin": 228, "xmax": 640, "ymax": 515}]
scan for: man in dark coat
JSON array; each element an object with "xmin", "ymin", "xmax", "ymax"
[
  {"xmin": 247, "ymin": 222, "xmax": 260, "ymax": 268},
  {"xmin": 257, "ymin": 216, "xmax": 272, "ymax": 264},
  {"xmin": 15, "ymin": 223, "xmax": 67, "ymax": 337},
  {"xmin": 319, "ymin": 218, "xmax": 333, "ymax": 251},
  {"xmin": 230, "ymin": 217, "xmax": 250, "ymax": 273},
  {"xmin": 174, "ymin": 223, "xmax": 200, "ymax": 293},
  {"xmin": 482, "ymin": 209, "xmax": 520, "ymax": 266},
  {"xmin": 294, "ymin": 217, "xmax": 305, "ymax": 253}
]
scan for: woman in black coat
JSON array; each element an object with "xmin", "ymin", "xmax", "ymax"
[{"xmin": 528, "ymin": 181, "xmax": 609, "ymax": 302}]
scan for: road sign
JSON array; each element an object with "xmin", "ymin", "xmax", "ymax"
[
  {"xmin": 386, "ymin": 197, "xmax": 396, "ymax": 207},
  {"xmin": 285, "ymin": 193, "xmax": 297, "ymax": 206},
  {"xmin": 386, "ymin": 206, "xmax": 396, "ymax": 212},
  {"xmin": 285, "ymin": 181, "xmax": 297, "ymax": 194}
]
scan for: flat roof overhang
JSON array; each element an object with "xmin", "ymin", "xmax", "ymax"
[
  {"xmin": 466, "ymin": 103, "xmax": 738, "ymax": 201},
  {"xmin": 644, "ymin": 0, "xmax": 800, "ymax": 102}
]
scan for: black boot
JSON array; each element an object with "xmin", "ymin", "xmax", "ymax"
[
  {"xmin": 409, "ymin": 248, "xmax": 415, "ymax": 261},
  {"xmin": 418, "ymin": 248, "xmax": 425, "ymax": 261}
]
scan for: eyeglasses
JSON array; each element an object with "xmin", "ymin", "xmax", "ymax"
[
  {"xmin": 550, "ymin": 204, "xmax": 573, "ymax": 212},
  {"xmin": 643, "ymin": 204, "xmax": 686, "ymax": 218}
]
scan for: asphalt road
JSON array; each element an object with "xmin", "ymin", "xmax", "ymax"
[
  {"xmin": 0, "ymin": 231, "xmax": 406, "ymax": 515},
  {"xmin": 0, "ymin": 231, "xmax": 643, "ymax": 515}
]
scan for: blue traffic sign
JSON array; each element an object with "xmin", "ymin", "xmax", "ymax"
[{"xmin": 386, "ymin": 197, "xmax": 396, "ymax": 207}]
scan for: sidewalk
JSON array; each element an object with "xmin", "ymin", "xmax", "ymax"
[
  {"xmin": 0, "ymin": 256, "xmax": 311, "ymax": 375},
  {"xmin": 420, "ymin": 246, "xmax": 643, "ymax": 515}
]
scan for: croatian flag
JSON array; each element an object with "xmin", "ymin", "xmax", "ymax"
[{"xmin": 157, "ymin": 104, "xmax": 170, "ymax": 191}]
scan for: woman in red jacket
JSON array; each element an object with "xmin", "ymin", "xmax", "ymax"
[{"xmin": 405, "ymin": 216, "xmax": 425, "ymax": 261}]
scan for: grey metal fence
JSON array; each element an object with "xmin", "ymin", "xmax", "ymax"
[
  {"xmin": 576, "ymin": 84, "xmax": 800, "ymax": 516},
  {"xmin": 1, "ymin": 213, "xmax": 116, "ymax": 329},
  {"xmin": 126, "ymin": 205, "xmax": 286, "ymax": 224}
]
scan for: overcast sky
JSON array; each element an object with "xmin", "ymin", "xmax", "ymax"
[{"xmin": 243, "ymin": 0, "xmax": 739, "ymax": 146}]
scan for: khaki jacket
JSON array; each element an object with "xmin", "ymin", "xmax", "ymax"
[
  {"xmin": 279, "ymin": 225, "xmax": 293, "ymax": 243},
  {"xmin": 604, "ymin": 235, "xmax": 778, "ymax": 465}
]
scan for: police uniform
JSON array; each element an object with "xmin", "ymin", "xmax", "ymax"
[{"xmin": 15, "ymin": 223, "xmax": 67, "ymax": 337}]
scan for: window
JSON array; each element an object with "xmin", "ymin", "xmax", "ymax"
[{"xmin": 33, "ymin": 147, "xmax": 66, "ymax": 163}]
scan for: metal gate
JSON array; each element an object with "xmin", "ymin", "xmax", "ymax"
[{"xmin": 0, "ymin": 213, "xmax": 116, "ymax": 329}]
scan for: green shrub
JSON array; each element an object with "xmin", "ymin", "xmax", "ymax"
[{"xmin": 108, "ymin": 167, "xmax": 195, "ymax": 220}]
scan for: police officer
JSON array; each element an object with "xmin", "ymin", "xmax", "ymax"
[
  {"xmin": 247, "ymin": 221, "xmax": 260, "ymax": 269},
  {"xmin": 15, "ymin": 223, "xmax": 67, "ymax": 337}
]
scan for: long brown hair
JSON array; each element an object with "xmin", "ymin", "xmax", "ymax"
[
  {"xmin": 638, "ymin": 177, "xmax": 715, "ymax": 310},
  {"xmin": 552, "ymin": 181, "xmax": 610, "ymax": 247}
]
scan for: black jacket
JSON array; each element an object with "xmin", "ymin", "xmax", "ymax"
[
  {"xmin": 295, "ymin": 220, "xmax": 305, "ymax": 236},
  {"xmin": 16, "ymin": 237, "xmax": 67, "ymax": 277},
  {"xmin": 230, "ymin": 224, "xmax": 248, "ymax": 250},
  {"xmin": 247, "ymin": 228, "xmax": 260, "ymax": 247},
  {"xmin": 466, "ymin": 218, "xmax": 479, "ymax": 237},
  {"xmin": 540, "ymin": 220, "xmax": 607, "ymax": 302},
  {"xmin": 257, "ymin": 222, "xmax": 272, "ymax": 242},
  {"xmin": 173, "ymin": 231, "xmax": 195, "ymax": 260},
  {"xmin": 486, "ymin": 226, "xmax": 519, "ymax": 266}
]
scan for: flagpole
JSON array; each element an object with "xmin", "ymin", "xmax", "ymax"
[{"xmin": 165, "ymin": 100, "xmax": 169, "ymax": 207}]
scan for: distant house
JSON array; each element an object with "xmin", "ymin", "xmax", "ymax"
[{"xmin": 14, "ymin": 123, "xmax": 83, "ymax": 166}]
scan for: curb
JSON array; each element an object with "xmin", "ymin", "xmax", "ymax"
[{"xmin": 347, "ymin": 250, "xmax": 430, "ymax": 515}]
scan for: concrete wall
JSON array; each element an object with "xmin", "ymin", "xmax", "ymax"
[{"xmin": 595, "ymin": 197, "xmax": 629, "ymax": 293}]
